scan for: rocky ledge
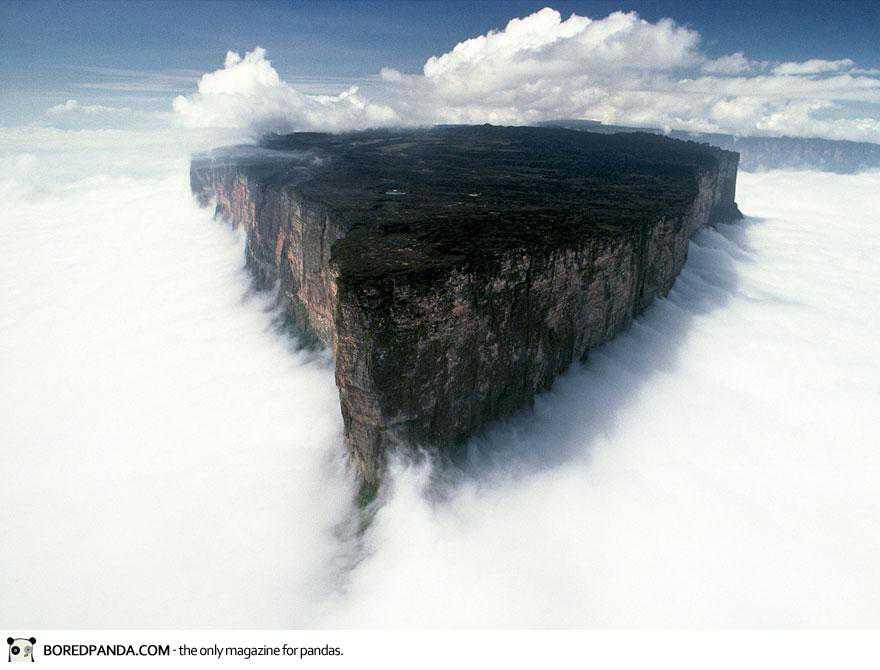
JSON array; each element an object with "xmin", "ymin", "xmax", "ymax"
[{"xmin": 190, "ymin": 125, "xmax": 742, "ymax": 484}]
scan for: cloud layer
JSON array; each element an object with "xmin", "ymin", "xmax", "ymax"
[
  {"xmin": 5, "ymin": 92, "xmax": 880, "ymax": 629},
  {"xmin": 172, "ymin": 8, "xmax": 880, "ymax": 142},
  {"xmin": 46, "ymin": 99, "xmax": 131, "ymax": 116},
  {"xmin": 323, "ymin": 168, "xmax": 880, "ymax": 627},
  {"xmin": 0, "ymin": 125, "xmax": 354, "ymax": 627}
]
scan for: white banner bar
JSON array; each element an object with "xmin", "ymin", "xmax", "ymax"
[{"xmin": 5, "ymin": 630, "xmax": 879, "ymax": 668}]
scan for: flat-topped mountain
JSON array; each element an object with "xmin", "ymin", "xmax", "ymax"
[{"xmin": 191, "ymin": 125, "xmax": 742, "ymax": 485}]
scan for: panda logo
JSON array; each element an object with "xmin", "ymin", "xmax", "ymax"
[{"xmin": 6, "ymin": 638, "xmax": 36, "ymax": 663}]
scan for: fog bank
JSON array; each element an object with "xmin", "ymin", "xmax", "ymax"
[
  {"xmin": 1, "ymin": 127, "xmax": 877, "ymax": 627},
  {"xmin": 0, "ymin": 130, "xmax": 354, "ymax": 627},
  {"xmin": 324, "ymin": 169, "xmax": 880, "ymax": 627}
]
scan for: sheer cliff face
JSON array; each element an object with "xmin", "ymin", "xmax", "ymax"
[
  {"xmin": 191, "ymin": 127, "xmax": 741, "ymax": 484},
  {"xmin": 194, "ymin": 167, "xmax": 345, "ymax": 346},
  {"xmin": 332, "ymin": 158, "xmax": 740, "ymax": 481}
]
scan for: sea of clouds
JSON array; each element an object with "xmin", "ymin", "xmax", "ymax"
[
  {"xmin": 0, "ymin": 128, "xmax": 356, "ymax": 627},
  {"xmin": 2, "ymin": 6, "xmax": 879, "ymax": 628},
  {"xmin": 327, "ymin": 169, "xmax": 880, "ymax": 627},
  {"xmin": 2, "ymin": 124, "xmax": 877, "ymax": 628}
]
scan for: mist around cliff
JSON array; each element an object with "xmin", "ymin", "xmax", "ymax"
[
  {"xmin": 0, "ymin": 126, "xmax": 357, "ymax": 627},
  {"xmin": 329, "ymin": 167, "xmax": 880, "ymax": 627},
  {"xmin": 1, "ymin": 123, "xmax": 878, "ymax": 627}
]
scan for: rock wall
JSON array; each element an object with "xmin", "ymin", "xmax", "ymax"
[
  {"xmin": 191, "ymin": 152, "xmax": 740, "ymax": 484},
  {"xmin": 192, "ymin": 165, "xmax": 345, "ymax": 346},
  {"xmin": 332, "ymin": 157, "xmax": 740, "ymax": 481}
]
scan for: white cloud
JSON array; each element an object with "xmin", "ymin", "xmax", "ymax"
[
  {"xmin": 171, "ymin": 8, "xmax": 880, "ymax": 143},
  {"xmin": 422, "ymin": 8, "xmax": 699, "ymax": 85},
  {"xmin": 73, "ymin": 66, "xmax": 200, "ymax": 93},
  {"xmin": 323, "ymin": 170, "xmax": 880, "ymax": 627},
  {"xmin": 172, "ymin": 47, "xmax": 397, "ymax": 136},
  {"xmin": 0, "ymin": 125, "xmax": 353, "ymax": 626},
  {"xmin": 5, "ymin": 123, "xmax": 879, "ymax": 627},
  {"xmin": 773, "ymin": 58, "xmax": 855, "ymax": 75},
  {"xmin": 702, "ymin": 52, "xmax": 759, "ymax": 75},
  {"xmin": 46, "ymin": 99, "xmax": 131, "ymax": 115}
]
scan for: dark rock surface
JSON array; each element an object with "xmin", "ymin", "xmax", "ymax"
[{"xmin": 190, "ymin": 125, "xmax": 741, "ymax": 483}]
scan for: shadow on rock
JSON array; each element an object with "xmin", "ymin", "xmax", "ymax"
[{"xmin": 412, "ymin": 217, "xmax": 763, "ymax": 500}]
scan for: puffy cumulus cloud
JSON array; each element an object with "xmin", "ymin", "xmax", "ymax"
[
  {"xmin": 392, "ymin": 9, "xmax": 704, "ymax": 125},
  {"xmin": 418, "ymin": 8, "xmax": 699, "ymax": 95},
  {"xmin": 397, "ymin": 8, "xmax": 880, "ymax": 139},
  {"xmin": 172, "ymin": 8, "xmax": 880, "ymax": 142},
  {"xmin": 172, "ymin": 48, "xmax": 397, "ymax": 137}
]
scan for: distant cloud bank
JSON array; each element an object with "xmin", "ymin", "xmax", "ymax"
[
  {"xmin": 171, "ymin": 7, "xmax": 880, "ymax": 142},
  {"xmin": 46, "ymin": 99, "xmax": 131, "ymax": 116}
]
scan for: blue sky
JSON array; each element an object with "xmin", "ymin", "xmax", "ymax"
[
  {"xmin": 2, "ymin": 0, "xmax": 879, "ymax": 140},
  {"xmin": 3, "ymin": 1, "xmax": 879, "ymax": 75}
]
